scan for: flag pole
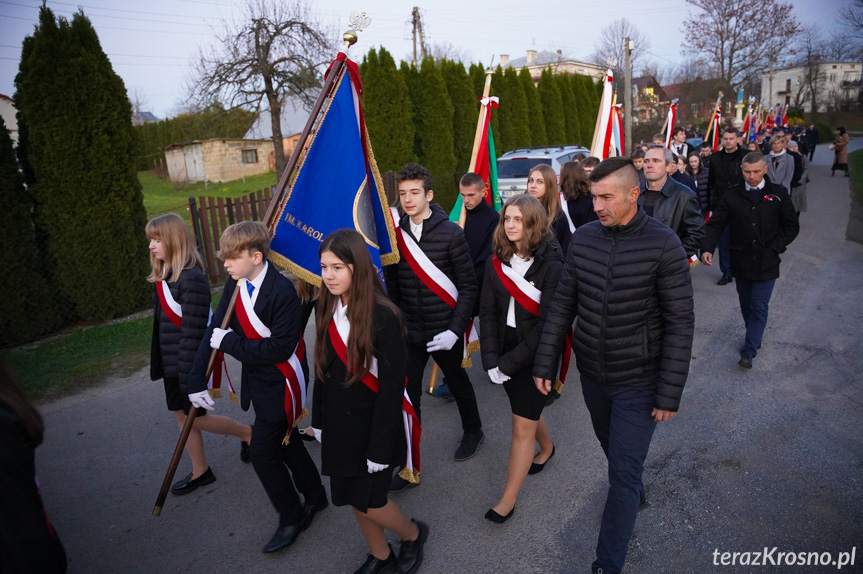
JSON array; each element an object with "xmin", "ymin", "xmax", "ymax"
[
  {"xmin": 703, "ymin": 92, "xmax": 723, "ymax": 148},
  {"xmin": 153, "ymin": 26, "xmax": 362, "ymax": 517}
]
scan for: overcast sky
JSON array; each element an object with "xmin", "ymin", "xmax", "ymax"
[{"xmin": 0, "ymin": 0, "xmax": 848, "ymax": 118}]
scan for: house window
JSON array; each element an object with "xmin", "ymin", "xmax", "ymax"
[
  {"xmin": 785, "ymin": 79, "xmax": 791, "ymax": 91},
  {"xmin": 241, "ymin": 149, "xmax": 258, "ymax": 164},
  {"xmin": 832, "ymin": 65, "xmax": 837, "ymax": 69}
]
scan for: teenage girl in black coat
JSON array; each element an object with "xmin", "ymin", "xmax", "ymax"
[{"xmin": 311, "ymin": 229, "xmax": 429, "ymax": 574}]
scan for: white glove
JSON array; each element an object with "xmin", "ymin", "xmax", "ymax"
[
  {"xmin": 210, "ymin": 327, "xmax": 233, "ymax": 350},
  {"xmin": 487, "ymin": 367, "xmax": 510, "ymax": 385},
  {"xmin": 310, "ymin": 427, "xmax": 322, "ymax": 443},
  {"xmin": 426, "ymin": 329, "xmax": 459, "ymax": 353},
  {"xmin": 188, "ymin": 390, "xmax": 215, "ymax": 411},
  {"xmin": 367, "ymin": 460, "xmax": 388, "ymax": 473}
]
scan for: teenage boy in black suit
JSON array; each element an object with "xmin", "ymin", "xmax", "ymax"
[{"xmin": 187, "ymin": 221, "xmax": 327, "ymax": 554}]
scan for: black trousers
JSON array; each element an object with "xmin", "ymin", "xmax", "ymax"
[
  {"xmin": 249, "ymin": 419, "xmax": 326, "ymax": 526},
  {"xmin": 406, "ymin": 339, "xmax": 482, "ymax": 433}
]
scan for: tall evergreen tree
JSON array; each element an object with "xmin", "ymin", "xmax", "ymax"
[
  {"xmin": 492, "ymin": 64, "xmax": 513, "ymax": 153},
  {"xmin": 362, "ymin": 47, "xmax": 416, "ymax": 173},
  {"xmin": 519, "ymin": 68, "xmax": 547, "ymax": 146},
  {"xmin": 469, "ymin": 62, "xmax": 486, "ymax": 100},
  {"xmin": 555, "ymin": 73, "xmax": 581, "ymax": 145},
  {"xmin": 571, "ymin": 74, "xmax": 596, "ymax": 147},
  {"xmin": 538, "ymin": 68, "xmax": 566, "ymax": 145},
  {"xmin": 502, "ymin": 67, "xmax": 531, "ymax": 149},
  {"xmin": 15, "ymin": 7, "xmax": 149, "ymax": 321},
  {"xmin": 404, "ymin": 57, "xmax": 458, "ymax": 210},
  {"xmin": 440, "ymin": 60, "xmax": 479, "ymax": 175},
  {"xmin": 0, "ymin": 115, "xmax": 62, "ymax": 346}
]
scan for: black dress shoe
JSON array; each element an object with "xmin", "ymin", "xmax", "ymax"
[
  {"xmin": 717, "ymin": 274, "xmax": 733, "ymax": 285},
  {"xmin": 738, "ymin": 354, "xmax": 753, "ymax": 369},
  {"xmin": 240, "ymin": 440, "xmax": 250, "ymax": 463},
  {"xmin": 171, "ymin": 467, "xmax": 216, "ymax": 496},
  {"xmin": 389, "ymin": 473, "xmax": 420, "ymax": 493},
  {"xmin": 302, "ymin": 497, "xmax": 328, "ymax": 530},
  {"xmin": 263, "ymin": 515, "xmax": 306, "ymax": 553},
  {"xmin": 454, "ymin": 430, "xmax": 484, "ymax": 461},
  {"xmin": 353, "ymin": 546, "xmax": 397, "ymax": 574},
  {"xmin": 528, "ymin": 444, "xmax": 555, "ymax": 475},
  {"xmin": 398, "ymin": 519, "xmax": 429, "ymax": 574},
  {"xmin": 484, "ymin": 506, "xmax": 515, "ymax": 523}
]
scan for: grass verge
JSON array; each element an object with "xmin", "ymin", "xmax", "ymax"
[
  {"xmin": 140, "ymin": 170, "xmax": 277, "ymax": 220},
  {"xmin": 3, "ymin": 292, "xmax": 223, "ymax": 403},
  {"xmin": 849, "ymin": 149, "xmax": 863, "ymax": 200}
]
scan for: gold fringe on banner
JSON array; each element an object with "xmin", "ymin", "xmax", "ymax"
[
  {"xmin": 398, "ymin": 467, "xmax": 420, "ymax": 484},
  {"xmin": 282, "ymin": 407, "xmax": 310, "ymax": 445}
]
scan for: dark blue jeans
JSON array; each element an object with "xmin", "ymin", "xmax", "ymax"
[
  {"xmin": 581, "ymin": 380, "xmax": 657, "ymax": 574},
  {"xmin": 718, "ymin": 226, "xmax": 731, "ymax": 276},
  {"xmin": 735, "ymin": 277, "xmax": 776, "ymax": 357}
]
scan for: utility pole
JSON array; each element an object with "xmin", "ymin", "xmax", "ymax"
[
  {"xmin": 411, "ymin": 7, "xmax": 418, "ymax": 67},
  {"xmin": 416, "ymin": 7, "xmax": 426, "ymax": 62},
  {"xmin": 624, "ymin": 36, "xmax": 633, "ymax": 155}
]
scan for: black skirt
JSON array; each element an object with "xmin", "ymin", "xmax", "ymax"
[
  {"xmin": 501, "ymin": 327, "xmax": 547, "ymax": 421},
  {"xmin": 162, "ymin": 376, "xmax": 207, "ymax": 416},
  {"xmin": 329, "ymin": 466, "xmax": 394, "ymax": 513}
]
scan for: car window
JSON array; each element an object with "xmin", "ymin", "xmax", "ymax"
[
  {"xmin": 497, "ymin": 157, "xmax": 551, "ymax": 178},
  {"xmin": 556, "ymin": 153, "xmax": 573, "ymax": 164}
]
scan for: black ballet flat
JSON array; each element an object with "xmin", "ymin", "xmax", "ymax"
[
  {"xmin": 528, "ymin": 444, "xmax": 555, "ymax": 475},
  {"xmin": 484, "ymin": 506, "xmax": 515, "ymax": 523}
]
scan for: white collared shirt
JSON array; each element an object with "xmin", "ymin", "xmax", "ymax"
[
  {"xmin": 409, "ymin": 210, "xmax": 432, "ymax": 241},
  {"xmin": 746, "ymin": 179, "xmax": 766, "ymax": 192},
  {"xmin": 506, "ymin": 254, "xmax": 534, "ymax": 327},
  {"xmin": 247, "ymin": 261, "xmax": 268, "ymax": 306}
]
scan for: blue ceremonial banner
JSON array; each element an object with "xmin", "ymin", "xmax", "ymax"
[{"xmin": 268, "ymin": 54, "xmax": 398, "ymax": 285}]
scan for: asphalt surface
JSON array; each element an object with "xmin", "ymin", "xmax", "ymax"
[{"xmin": 36, "ymin": 142, "xmax": 863, "ymax": 574}]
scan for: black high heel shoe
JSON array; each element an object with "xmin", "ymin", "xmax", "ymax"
[
  {"xmin": 484, "ymin": 506, "xmax": 515, "ymax": 523},
  {"xmin": 528, "ymin": 444, "xmax": 555, "ymax": 475}
]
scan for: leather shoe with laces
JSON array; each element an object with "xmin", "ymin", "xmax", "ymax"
[
  {"xmin": 171, "ymin": 467, "xmax": 215, "ymax": 496},
  {"xmin": 398, "ymin": 519, "xmax": 429, "ymax": 574},
  {"xmin": 353, "ymin": 545, "xmax": 397, "ymax": 574},
  {"xmin": 262, "ymin": 513, "xmax": 307, "ymax": 553},
  {"xmin": 717, "ymin": 274, "xmax": 733, "ymax": 285},
  {"xmin": 454, "ymin": 430, "xmax": 484, "ymax": 461}
]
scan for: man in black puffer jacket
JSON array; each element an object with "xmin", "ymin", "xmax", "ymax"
[
  {"xmin": 707, "ymin": 127, "xmax": 747, "ymax": 285},
  {"xmin": 533, "ymin": 158, "xmax": 695, "ymax": 574},
  {"xmin": 385, "ymin": 163, "xmax": 484, "ymax": 491}
]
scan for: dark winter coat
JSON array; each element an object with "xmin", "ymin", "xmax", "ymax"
[
  {"xmin": 707, "ymin": 146, "xmax": 747, "ymax": 207},
  {"xmin": 479, "ymin": 239, "xmax": 564, "ymax": 376},
  {"xmin": 557, "ymin": 195, "xmax": 598, "ymax": 256},
  {"xmin": 638, "ymin": 176, "xmax": 705, "ymax": 258},
  {"xmin": 149, "ymin": 266, "xmax": 211, "ymax": 387},
  {"xmin": 533, "ymin": 209, "xmax": 695, "ymax": 412},
  {"xmin": 671, "ymin": 170, "xmax": 697, "ymax": 192},
  {"xmin": 188, "ymin": 265, "xmax": 303, "ymax": 421},
  {"xmin": 385, "ymin": 204, "xmax": 477, "ymax": 346},
  {"xmin": 312, "ymin": 304, "xmax": 406, "ymax": 476},
  {"xmin": 463, "ymin": 200, "xmax": 499, "ymax": 316},
  {"xmin": 701, "ymin": 176, "xmax": 799, "ymax": 282}
]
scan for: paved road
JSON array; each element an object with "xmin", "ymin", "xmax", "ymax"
[{"xmin": 36, "ymin": 142, "xmax": 863, "ymax": 573}]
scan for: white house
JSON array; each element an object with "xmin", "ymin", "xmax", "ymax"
[
  {"xmin": 0, "ymin": 94, "xmax": 18, "ymax": 146},
  {"xmin": 500, "ymin": 50, "xmax": 604, "ymax": 82},
  {"xmin": 761, "ymin": 58, "xmax": 862, "ymax": 113}
]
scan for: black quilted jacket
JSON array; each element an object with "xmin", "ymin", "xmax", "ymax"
[
  {"xmin": 479, "ymin": 239, "xmax": 563, "ymax": 376},
  {"xmin": 385, "ymin": 204, "xmax": 477, "ymax": 346},
  {"xmin": 149, "ymin": 266, "xmax": 211, "ymax": 387},
  {"xmin": 533, "ymin": 209, "xmax": 695, "ymax": 411}
]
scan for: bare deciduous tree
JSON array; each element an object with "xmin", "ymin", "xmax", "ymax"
[
  {"xmin": 793, "ymin": 25, "xmax": 827, "ymax": 119},
  {"xmin": 591, "ymin": 18, "xmax": 651, "ymax": 73},
  {"xmin": 681, "ymin": 0, "xmax": 799, "ymax": 89},
  {"xmin": 190, "ymin": 0, "xmax": 333, "ymax": 176}
]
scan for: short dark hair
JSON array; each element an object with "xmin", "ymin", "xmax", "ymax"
[
  {"xmin": 742, "ymin": 151, "xmax": 767, "ymax": 166},
  {"xmin": 699, "ymin": 141, "xmax": 711, "ymax": 149},
  {"xmin": 397, "ymin": 163, "xmax": 433, "ymax": 192},
  {"xmin": 588, "ymin": 157, "xmax": 639, "ymax": 189},
  {"xmin": 673, "ymin": 126, "xmax": 685, "ymax": 136},
  {"xmin": 723, "ymin": 127, "xmax": 739, "ymax": 136},
  {"xmin": 652, "ymin": 133, "xmax": 665, "ymax": 141},
  {"xmin": 631, "ymin": 148, "xmax": 645, "ymax": 159},
  {"xmin": 459, "ymin": 172, "xmax": 484, "ymax": 189},
  {"xmin": 582, "ymin": 156, "xmax": 601, "ymax": 168}
]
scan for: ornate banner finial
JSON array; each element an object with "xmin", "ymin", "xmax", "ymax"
[{"xmin": 343, "ymin": 11, "xmax": 371, "ymax": 48}]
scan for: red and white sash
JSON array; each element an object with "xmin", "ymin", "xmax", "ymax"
[
  {"xmin": 491, "ymin": 255, "xmax": 572, "ymax": 391},
  {"xmin": 156, "ymin": 280, "xmax": 235, "ymax": 400},
  {"xmin": 327, "ymin": 317, "xmax": 422, "ymax": 483},
  {"xmin": 559, "ymin": 194, "xmax": 576, "ymax": 234},
  {"xmin": 395, "ymin": 224, "xmax": 480, "ymax": 366},
  {"xmin": 234, "ymin": 278, "xmax": 307, "ymax": 443}
]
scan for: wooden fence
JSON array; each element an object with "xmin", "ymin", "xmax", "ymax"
[
  {"xmin": 188, "ymin": 171, "xmax": 396, "ymax": 284},
  {"xmin": 188, "ymin": 186, "xmax": 274, "ymax": 283}
]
